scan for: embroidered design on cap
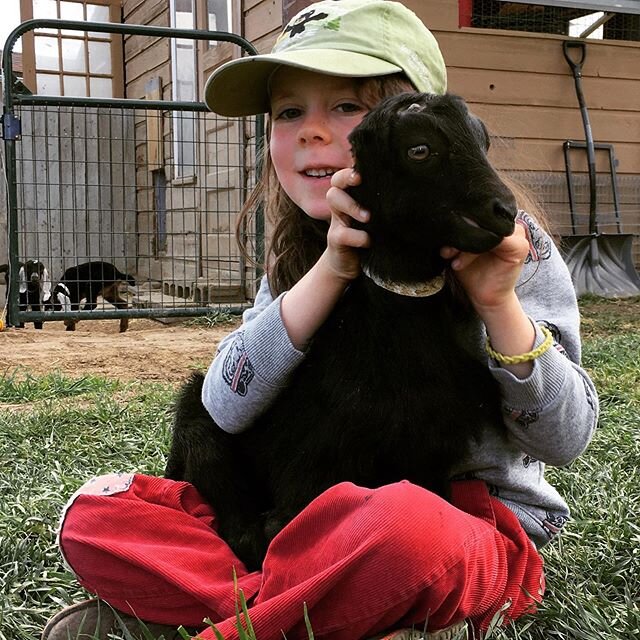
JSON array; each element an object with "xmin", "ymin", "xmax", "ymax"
[{"xmin": 282, "ymin": 10, "xmax": 330, "ymax": 39}]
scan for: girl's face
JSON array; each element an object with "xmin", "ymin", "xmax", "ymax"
[{"xmin": 269, "ymin": 67, "xmax": 368, "ymax": 221}]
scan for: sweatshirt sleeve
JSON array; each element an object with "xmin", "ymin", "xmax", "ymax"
[
  {"xmin": 201, "ymin": 276, "xmax": 307, "ymax": 433},
  {"xmin": 488, "ymin": 213, "xmax": 599, "ymax": 466}
]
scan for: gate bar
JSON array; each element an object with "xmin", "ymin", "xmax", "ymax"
[{"xmin": 2, "ymin": 19, "xmax": 265, "ymax": 327}]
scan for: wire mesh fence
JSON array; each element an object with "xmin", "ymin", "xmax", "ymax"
[
  {"xmin": 2, "ymin": 19, "xmax": 264, "ymax": 329},
  {"xmin": 507, "ymin": 170, "xmax": 640, "ymax": 268},
  {"xmin": 469, "ymin": 1, "xmax": 640, "ymax": 40}
]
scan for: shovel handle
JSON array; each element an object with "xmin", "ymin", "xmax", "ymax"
[{"xmin": 563, "ymin": 40, "xmax": 586, "ymax": 77}]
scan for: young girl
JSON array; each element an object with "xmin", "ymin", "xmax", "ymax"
[{"xmin": 44, "ymin": 1, "xmax": 598, "ymax": 640}]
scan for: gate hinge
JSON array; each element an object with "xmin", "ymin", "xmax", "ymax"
[{"xmin": 1, "ymin": 113, "xmax": 22, "ymax": 140}]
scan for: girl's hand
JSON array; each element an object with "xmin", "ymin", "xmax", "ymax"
[
  {"xmin": 442, "ymin": 221, "xmax": 537, "ymax": 378},
  {"xmin": 323, "ymin": 168, "xmax": 370, "ymax": 282},
  {"xmin": 440, "ymin": 221, "xmax": 531, "ymax": 314}
]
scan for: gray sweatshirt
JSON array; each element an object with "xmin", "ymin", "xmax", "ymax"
[{"xmin": 202, "ymin": 213, "xmax": 599, "ymax": 548}]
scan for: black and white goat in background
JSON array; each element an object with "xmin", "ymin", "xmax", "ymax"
[
  {"xmin": 51, "ymin": 260, "xmax": 136, "ymax": 332},
  {"xmin": 166, "ymin": 93, "xmax": 519, "ymax": 570},
  {"xmin": 0, "ymin": 259, "xmax": 52, "ymax": 329}
]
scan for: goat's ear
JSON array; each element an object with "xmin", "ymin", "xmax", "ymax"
[{"xmin": 470, "ymin": 115, "xmax": 491, "ymax": 152}]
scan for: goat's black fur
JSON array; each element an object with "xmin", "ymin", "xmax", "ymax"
[
  {"xmin": 0, "ymin": 259, "xmax": 51, "ymax": 329},
  {"xmin": 51, "ymin": 261, "xmax": 136, "ymax": 332},
  {"xmin": 166, "ymin": 93, "xmax": 518, "ymax": 570}
]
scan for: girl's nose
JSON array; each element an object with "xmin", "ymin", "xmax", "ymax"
[{"xmin": 298, "ymin": 113, "xmax": 331, "ymax": 144}]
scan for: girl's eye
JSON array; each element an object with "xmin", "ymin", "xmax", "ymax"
[
  {"xmin": 337, "ymin": 102, "xmax": 364, "ymax": 114},
  {"xmin": 274, "ymin": 107, "xmax": 302, "ymax": 120},
  {"xmin": 407, "ymin": 144, "xmax": 431, "ymax": 162}
]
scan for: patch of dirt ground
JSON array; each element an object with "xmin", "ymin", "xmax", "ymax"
[{"xmin": 0, "ymin": 317, "xmax": 240, "ymax": 382}]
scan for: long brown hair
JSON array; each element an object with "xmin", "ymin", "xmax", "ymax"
[{"xmin": 236, "ymin": 75, "xmax": 549, "ymax": 296}]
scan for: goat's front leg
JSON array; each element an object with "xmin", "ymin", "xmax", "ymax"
[
  {"xmin": 167, "ymin": 374, "xmax": 270, "ymax": 570},
  {"xmin": 102, "ymin": 286, "xmax": 129, "ymax": 332},
  {"xmin": 29, "ymin": 293, "xmax": 43, "ymax": 329}
]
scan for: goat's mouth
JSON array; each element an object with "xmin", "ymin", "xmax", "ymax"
[
  {"xmin": 451, "ymin": 213, "xmax": 514, "ymax": 253},
  {"xmin": 459, "ymin": 215, "xmax": 500, "ymax": 236}
]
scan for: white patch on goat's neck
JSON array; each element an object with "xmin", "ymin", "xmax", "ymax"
[
  {"xmin": 19, "ymin": 266, "xmax": 27, "ymax": 294},
  {"xmin": 56, "ymin": 284, "xmax": 72, "ymax": 312},
  {"xmin": 41, "ymin": 268, "xmax": 52, "ymax": 302},
  {"xmin": 362, "ymin": 264, "xmax": 445, "ymax": 297}
]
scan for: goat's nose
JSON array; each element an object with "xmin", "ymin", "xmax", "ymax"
[{"xmin": 492, "ymin": 197, "xmax": 517, "ymax": 222}]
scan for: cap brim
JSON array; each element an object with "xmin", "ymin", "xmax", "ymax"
[{"xmin": 204, "ymin": 50, "xmax": 402, "ymax": 116}]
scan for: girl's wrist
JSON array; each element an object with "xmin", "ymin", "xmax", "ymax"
[
  {"xmin": 473, "ymin": 291, "xmax": 522, "ymax": 327},
  {"xmin": 281, "ymin": 254, "xmax": 352, "ymax": 351},
  {"xmin": 318, "ymin": 248, "xmax": 360, "ymax": 285},
  {"xmin": 479, "ymin": 294, "xmax": 537, "ymax": 379}
]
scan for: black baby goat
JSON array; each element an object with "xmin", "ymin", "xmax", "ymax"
[{"xmin": 166, "ymin": 93, "xmax": 518, "ymax": 570}]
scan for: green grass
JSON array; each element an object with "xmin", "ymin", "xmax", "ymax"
[{"xmin": 0, "ymin": 298, "xmax": 639, "ymax": 640}]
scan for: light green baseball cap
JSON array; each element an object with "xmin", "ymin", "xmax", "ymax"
[{"xmin": 204, "ymin": 0, "xmax": 447, "ymax": 116}]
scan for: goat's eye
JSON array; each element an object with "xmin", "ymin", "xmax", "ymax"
[{"xmin": 407, "ymin": 144, "xmax": 430, "ymax": 162}]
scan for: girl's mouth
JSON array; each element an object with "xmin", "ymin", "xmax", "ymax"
[{"xmin": 303, "ymin": 168, "xmax": 337, "ymax": 178}]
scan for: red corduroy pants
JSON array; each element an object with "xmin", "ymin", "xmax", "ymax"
[{"xmin": 58, "ymin": 474, "xmax": 544, "ymax": 640}]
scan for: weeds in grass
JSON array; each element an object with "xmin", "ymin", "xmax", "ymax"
[
  {"xmin": 0, "ymin": 299, "xmax": 638, "ymax": 639},
  {"xmin": 184, "ymin": 311, "xmax": 239, "ymax": 329}
]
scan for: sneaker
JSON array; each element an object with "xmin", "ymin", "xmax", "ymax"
[
  {"xmin": 41, "ymin": 598, "xmax": 193, "ymax": 640},
  {"xmin": 374, "ymin": 621, "xmax": 469, "ymax": 640}
]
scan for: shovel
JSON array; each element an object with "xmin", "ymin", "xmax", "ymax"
[{"xmin": 561, "ymin": 40, "xmax": 640, "ymax": 298}]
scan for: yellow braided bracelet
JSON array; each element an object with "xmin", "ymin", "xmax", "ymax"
[{"xmin": 485, "ymin": 325, "xmax": 554, "ymax": 365}]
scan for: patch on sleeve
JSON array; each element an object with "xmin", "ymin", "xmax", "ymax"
[
  {"xmin": 542, "ymin": 512, "xmax": 568, "ymax": 538},
  {"xmin": 518, "ymin": 211, "xmax": 552, "ymax": 264},
  {"xmin": 222, "ymin": 332, "xmax": 255, "ymax": 396},
  {"xmin": 505, "ymin": 406, "xmax": 539, "ymax": 429},
  {"xmin": 538, "ymin": 320, "xmax": 569, "ymax": 358}
]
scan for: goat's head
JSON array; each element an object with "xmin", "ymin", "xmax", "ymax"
[
  {"xmin": 19, "ymin": 260, "xmax": 50, "ymax": 295},
  {"xmin": 347, "ymin": 92, "xmax": 517, "ymax": 286}
]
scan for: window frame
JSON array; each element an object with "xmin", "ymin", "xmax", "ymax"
[
  {"xmin": 18, "ymin": 0, "xmax": 123, "ymax": 98},
  {"xmin": 502, "ymin": 0, "xmax": 640, "ymax": 14},
  {"xmin": 169, "ymin": 0, "xmax": 199, "ymax": 181}
]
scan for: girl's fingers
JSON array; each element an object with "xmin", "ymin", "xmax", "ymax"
[
  {"xmin": 451, "ymin": 252, "xmax": 480, "ymax": 271},
  {"xmin": 330, "ymin": 167, "xmax": 361, "ymax": 188},
  {"xmin": 330, "ymin": 225, "xmax": 371, "ymax": 250},
  {"xmin": 489, "ymin": 225, "xmax": 530, "ymax": 264},
  {"xmin": 443, "ymin": 223, "xmax": 530, "ymax": 270},
  {"xmin": 327, "ymin": 186, "xmax": 369, "ymax": 223},
  {"xmin": 440, "ymin": 246, "xmax": 460, "ymax": 260}
]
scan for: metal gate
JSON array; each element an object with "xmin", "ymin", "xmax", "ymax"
[{"xmin": 1, "ymin": 19, "xmax": 264, "ymax": 328}]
